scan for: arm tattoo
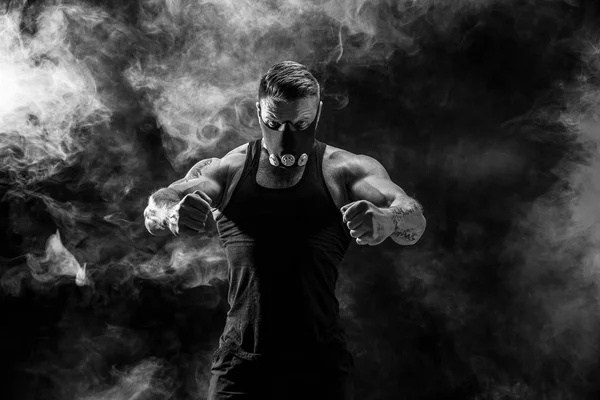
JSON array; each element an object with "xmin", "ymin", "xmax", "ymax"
[
  {"xmin": 389, "ymin": 202, "xmax": 423, "ymax": 242},
  {"xmin": 186, "ymin": 159, "xmax": 213, "ymax": 181},
  {"xmin": 392, "ymin": 228, "xmax": 420, "ymax": 242},
  {"xmin": 390, "ymin": 203, "xmax": 420, "ymax": 229}
]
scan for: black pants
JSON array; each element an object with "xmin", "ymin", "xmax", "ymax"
[{"xmin": 207, "ymin": 345, "xmax": 354, "ymax": 400}]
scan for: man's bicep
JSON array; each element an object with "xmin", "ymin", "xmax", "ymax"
[
  {"xmin": 347, "ymin": 155, "xmax": 406, "ymax": 207},
  {"xmin": 168, "ymin": 157, "xmax": 225, "ymax": 202},
  {"xmin": 170, "ymin": 157, "xmax": 221, "ymax": 183},
  {"xmin": 350, "ymin": 175, "xmax": 408, "ymax": 208}
]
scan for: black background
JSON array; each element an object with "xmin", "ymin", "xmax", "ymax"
[{"xmin": 2, "ymin": 0, "xmax": 600, "ymax": 399}]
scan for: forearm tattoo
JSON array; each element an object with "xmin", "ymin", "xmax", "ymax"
[
  {"xmin": 392, "ymin": 228, "xmax": 420, "ymax": 242},
  {"xmin": 389, "ymin": 202, "xmax": 423, "ymax": 242},
  {"xmin": 185, "ymin": 159, "xmax": 213, "ymax": 181}
]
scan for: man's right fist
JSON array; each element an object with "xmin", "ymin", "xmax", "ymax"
[{"xmin": 168, "ymin": 190, "xmax": 212, "ymax": 235}]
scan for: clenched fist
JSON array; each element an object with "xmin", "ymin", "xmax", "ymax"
[
  {"xmin": 341, "ymin": 200, "xmax": 394, "ymax": 246},
  {"xmin": 168, "ymin": 190, "xmax": 213, "ymax": 235}
]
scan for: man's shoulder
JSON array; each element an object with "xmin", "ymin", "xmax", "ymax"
[
  {"xmin": 224, "ymin": 141, "xmax": 251, "ymax": 157},
  {"xmin": 323, "ymin": 143, "xmax": 352, "ymax": 161},
  {"xmin": 182, "ymin": 141, "xmax": 251, "ymax": 182},
  {"xmin": 322, "ymin": 142, "xmax": 384, "ymax": 179},
  {"xmin": 322, "ymin": 143, "xmax": 364, "ymax": 171},
  {"xmin": 220, "ymin": 141, "xmax": 252, "ymax": 171}
]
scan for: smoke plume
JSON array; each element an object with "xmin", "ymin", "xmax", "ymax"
[{"xmin": 2, "ymin": 0, "xmax": 600, "ymax": 399}]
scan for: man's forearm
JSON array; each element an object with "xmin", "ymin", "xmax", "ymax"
[
  {"xmin": 384, "ymin": 198, "xmax": 426, "ymax": 245},
  {"xmin": 144, "ymin": 187, "xmax": 181, "ymax": 236}
]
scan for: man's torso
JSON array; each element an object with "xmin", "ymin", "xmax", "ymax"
[
  {"xmin": 213, "ymin": 139, "xmax": 350, "ymax": 213},
  {"xmin": 211, "ymin": 139, "xmax": 353, "ymax": 361}
]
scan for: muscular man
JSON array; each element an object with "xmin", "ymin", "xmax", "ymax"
[{"xmin": 144, "ymin": 61, "xmax": 426, "ymax": 400}]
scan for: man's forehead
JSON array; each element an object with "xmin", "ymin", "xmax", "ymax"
[{"xmin": 260, "ymin": 96, "xmax": 319, "ymax": 114}]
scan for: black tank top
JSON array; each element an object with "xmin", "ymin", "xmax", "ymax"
[{"xmin": 215, "ymin": 139, "xmax": 352, "ymax": 360}]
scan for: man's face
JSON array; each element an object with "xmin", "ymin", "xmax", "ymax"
[{"xmin": 256, "ymin": 96, "xmax": 321, "ymax": 132}]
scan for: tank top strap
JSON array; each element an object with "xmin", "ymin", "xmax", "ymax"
[
  {"xmin": 238, "ymin": 139, "xmax": 261, "ymax": 183},
  {"xmin": 251, "ymin": 139, "xmax": 262, "ymax": 164},
  {"xmin": 216, "ymin": 139, "xmax": 260, "ymax": 211},
  {"xmin": 314, "ymin": 140, "xmax": 326, "ymax": 171},
  {"xmin": 310, "ymin": 140, "xmax": 341, "ymax": 212}
]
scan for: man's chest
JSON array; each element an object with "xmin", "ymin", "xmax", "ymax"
[
  {"xmin": 254, "ymin": 156, "xmax": 349, "ymax": 209},
  {"xmin": 216, "ymin": 143, "xmax": 350, "ymax": 213}
]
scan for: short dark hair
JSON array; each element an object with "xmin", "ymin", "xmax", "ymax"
[{"xmin": 258, "ymin": 61, "xmax": 320, "ymax": 104}]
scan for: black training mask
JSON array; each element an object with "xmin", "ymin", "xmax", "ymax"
[{"xmin": 258, "ymin": 102, "xmax": 321, "ymax": 168}]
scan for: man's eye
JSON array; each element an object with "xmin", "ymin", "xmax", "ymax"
[
  {"xmin": 266, "ymin": 121, "xmax": 279, "ymax": 129},
  {"xmin": 297, "ymin": 122, "xmax": 309, "ymax": 130}
]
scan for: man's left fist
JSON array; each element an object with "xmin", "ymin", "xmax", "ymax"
[{"xmin": 341, "ymin": 200, "xmax": 394, "ymax": 246}]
